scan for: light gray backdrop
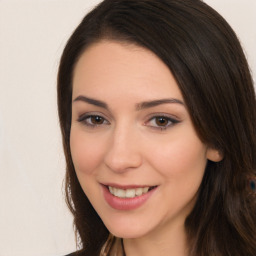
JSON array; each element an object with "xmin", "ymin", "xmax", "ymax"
[{"xmin": 0, "ymin": 0, "xmax": 255, "ymax": 255}]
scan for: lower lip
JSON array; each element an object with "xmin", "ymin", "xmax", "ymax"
[{"xmin": 102, "ymin": 185, "xmax": 157, "ymax": 211}]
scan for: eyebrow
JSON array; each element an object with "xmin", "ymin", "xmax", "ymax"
[
  {"xmin": 135, "ymin": 98, "xmax": 184, "ymax": 110},
  {"xmin": 73, "ymin": 95, "xmax": 108, "ymax": 109},
  {"xmin": 73, "ymin": 95, "xmax": 184, "ymax": 110}
]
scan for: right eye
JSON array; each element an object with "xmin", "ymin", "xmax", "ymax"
[{"xmin": 77, "ymin": 114, "xmax": 110, "ymax": 127}]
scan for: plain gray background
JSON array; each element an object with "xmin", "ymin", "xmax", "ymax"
[{"xmin": 0, "ymin": 0, "xmax": 255, "ymax": 255}]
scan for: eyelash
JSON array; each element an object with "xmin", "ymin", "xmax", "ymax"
[
  {"xmin": 145, "ymin": 114, "xmax": 180, "ymax": 130},
  {"xmin": 77, "ymin": 113, "xmax": 180, "ymax": 130},
  {"xmin": 77, "ymin": 113, "xmax": 110, "ymax": 127}
]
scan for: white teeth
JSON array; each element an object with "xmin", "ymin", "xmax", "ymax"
[
  {"xmin": 143, "ymin": 187, "xmax": 149, "ymax": 193},
  {"xmin": 115, "ymin": 188, "xmax": 126, "ymax": 198},
  {"xmin": 135, "ymin": 188, "xmax": 143, "ymax": 196},
  {"xmin": 126, "ymin": 189, "xmax": 135, "ymax": 198},
  {"xmin": 109, "ymin": 186, "xmax": 114, "ymax": 194},
  {"xmin": 108, "ymin": 186, "xmax": 152, "ymax": 198}
]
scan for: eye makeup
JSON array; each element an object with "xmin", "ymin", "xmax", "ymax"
[
  {"xmin": 144, "ymin": 113, "xmax": 181, "ymax": 131},
  {"xmin": 77, "ymin": 113, "xmax": 110, "ymax": 128}
]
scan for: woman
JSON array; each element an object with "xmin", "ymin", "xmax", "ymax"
[{"xmin": 58, "ymin": 0, "xmax": 256, "ymax": 255}]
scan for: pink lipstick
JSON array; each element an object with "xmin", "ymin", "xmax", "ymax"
[{"xmin": 102, "ymin": 184, "xmax": 157, "ymax": 210}]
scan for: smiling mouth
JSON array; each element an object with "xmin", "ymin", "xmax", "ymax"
[{"xmin": 107, "ymin": 186, "xmax": 157, "ymax": 199}]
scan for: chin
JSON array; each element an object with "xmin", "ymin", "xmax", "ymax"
[
  {"xmin": 109, "ymin": 228, "xmax": 148, "ymax": 239},
  {"xmin": 103, "ymin": 218, "xmax": 151, "ymax": 239}
]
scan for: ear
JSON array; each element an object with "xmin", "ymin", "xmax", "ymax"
[{"xmin": 206, "ymin": 148, "xmax": 223, "ymax": 162}]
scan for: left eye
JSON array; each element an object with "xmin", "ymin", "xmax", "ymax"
[{"xmin": 146, "ymin": 116, "xmax": 179, "ymax": 129}]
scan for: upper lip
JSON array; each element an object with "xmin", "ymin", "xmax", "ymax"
[{"xmin": 101, "ymin": 183, "xmax": 158, "ymax": 189}]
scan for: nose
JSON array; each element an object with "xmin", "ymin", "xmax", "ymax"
[{"xmin": 104, "ymin": 126, "xmax": 143, "ymax": 173}]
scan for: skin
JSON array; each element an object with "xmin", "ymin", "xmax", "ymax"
[{"xmin": 70, "ymin": 40, "xmax": 222, "ymax": 256}]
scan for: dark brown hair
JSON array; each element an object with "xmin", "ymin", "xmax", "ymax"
[{"xmin": 57, "ymin": 0, "xmax": 256, "ymax": 255}]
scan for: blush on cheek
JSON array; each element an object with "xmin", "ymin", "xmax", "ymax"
[
  {"xmin": 150, "ymin": 138, "xmax": 207, "ymax": 178},
  {"xmin": 71, "ymin": 147, "xmax": 98, "ymax": 175},
  {"xmin": 70, "ymin": 132, "xmax": 105, "ymax": 175}
]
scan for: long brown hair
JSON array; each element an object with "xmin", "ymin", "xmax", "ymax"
[{"xmin": 57, "ymin": 0, "xmax": 256, "ymax": 255}]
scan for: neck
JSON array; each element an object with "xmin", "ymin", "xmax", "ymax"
[{"xmin": 123, "ymin": 219, "xmax": 188, "ymax": 256}]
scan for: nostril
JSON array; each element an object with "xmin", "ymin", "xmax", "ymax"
[{"xmin": 104, "ymin": 151, "xmax": 143, "ymax": 173}]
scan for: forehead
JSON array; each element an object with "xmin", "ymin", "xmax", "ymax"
[{"xmin": 72, "ymin": 40, "xmax": 183, "ymax": 102}]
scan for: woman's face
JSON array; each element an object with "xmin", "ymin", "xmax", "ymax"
[{"xmin": 70, "ymin": 40, "xmax": 220, "ymax": 239}]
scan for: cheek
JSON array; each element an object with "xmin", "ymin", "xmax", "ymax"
[
  {"xmin": 144, "ymin": 130, "xmax": 207, "ymax": 217},
  {"xmin": 70, "ymin": 128, "xmax": 105, "ymax": 175},
  {"xmin": 146, "ymin": 128, "xmax": 207, "ymax": 179}
]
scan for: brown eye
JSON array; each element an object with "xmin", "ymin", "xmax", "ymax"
[
  {"xmin": 91, "ymin": 116, "xmax": 104, "ymax": 124},
  {"xmin": 146, "ymin": 115, "xmax": 180, "ymax": 130},
  {"xmin": 155, "ymin": 117, "xmax": 169, "ymax": 126},
  {"xmin": 77, "ymin": 114, "xmax": 110, "ymax": 127}
]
